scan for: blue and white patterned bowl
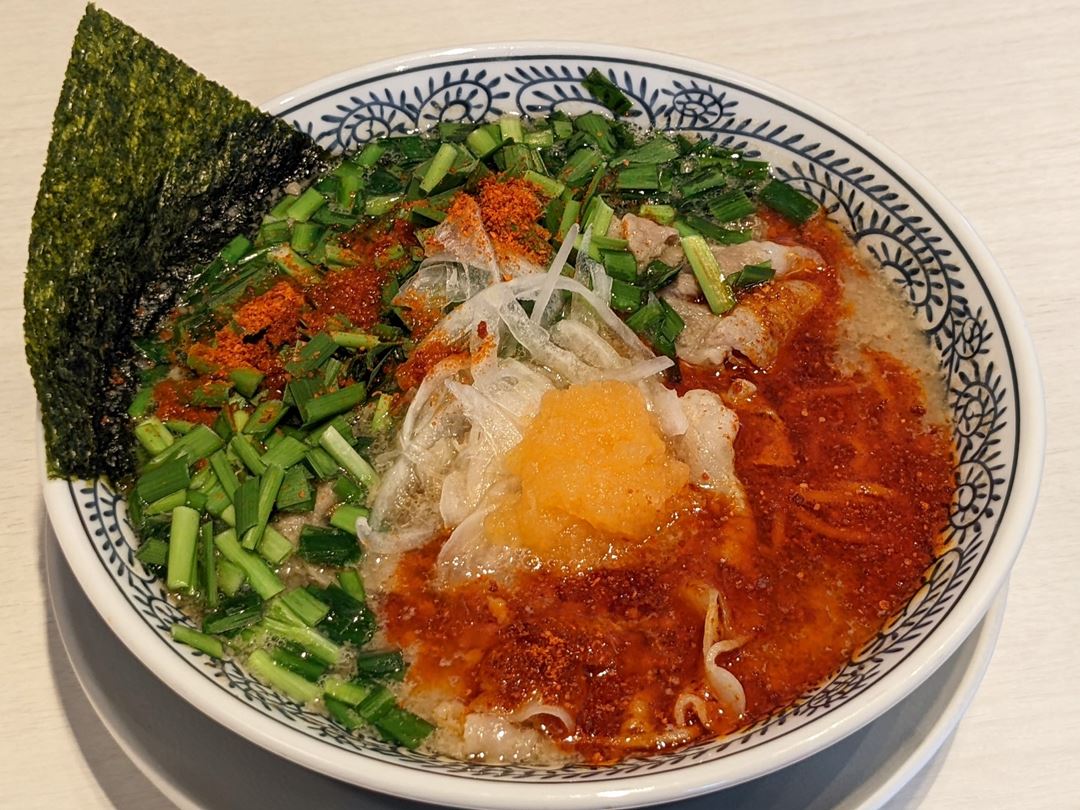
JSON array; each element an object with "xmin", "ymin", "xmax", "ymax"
[{"xmin": 42, "ymin": 43, "xmax": 1044, "ymax": 808}]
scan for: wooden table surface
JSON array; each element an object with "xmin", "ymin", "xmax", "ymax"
[{"xmin": 2, "ymin": 1, "xmax": 1077, "ymax": 807}]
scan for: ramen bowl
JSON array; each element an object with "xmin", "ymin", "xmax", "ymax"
[{"xmin": 41, "ymin": 42, "xmax": 1043, "ymax": 808}]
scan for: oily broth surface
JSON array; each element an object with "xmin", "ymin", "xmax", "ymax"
[{"xmin": 373, "ymin": 213, "xmax": 956, "ymax": 764}]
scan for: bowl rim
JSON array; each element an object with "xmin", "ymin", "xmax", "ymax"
[{"xmin": 41, "ymin": 40, "xmax": 1046, "ymax": 809}]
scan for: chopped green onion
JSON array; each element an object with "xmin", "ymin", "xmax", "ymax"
[
  {"xmin": 557, "ymin": 198, "xmax": 581, "ymax": 241},
  {"xmin": 600, "ymin": 250, "xmax": 637, "ymax": 282},
  {"xmin": 305, "ymin": 446, "xmax": 339, "ymax": 479},
  {"xmin": 228, "ymin": 367, "xmax": 264, "ymax": 399},
  {"xmin": 214, "ymin": 529, "xmax": 284, "ymax": 600},
  {"xmin": 522, "ymin": 169, "xmax": 565, "ymax": 198},
  {"xmin": 216, "ymin": 560, "xmax": 246, "ymax": 597},
  {"xmin": 281, "ymin": 589, "xmax": 331, "ymax": 627},
  {"xmin": 371, "ymin": 393, "xmax": 392, "ymax": 433},
  {"xmin": 257, "ymin": 525, "xmax": 295, "ymax": 566},
  {"xmin": 681, "ymin": 235, "xmax": 736, "ymax": 314},
  {"xmin": 261, "ymin": 617, "xmax": 341, "ymax": 666},
  {"xmin": 338, "ymin": 569, "xmax": 366, "ymax": 603},
  {"xmin": 165, "ymin": 506, "xmax": 200, "ymax": 591},
  {"xmin": 616, "ymin": 164, "xmax": 660, "ymax": 190},
  {"xmin": 640, "ymin": 259, "xmax": 681, "ymax": 291},
  {"xmin": 144, "ymin": 489, "xmax": 188, "ymax": 516},
  {"xmin": 638, "ymin": 203, "xmax": 676, "ymax": 225},
  {"xmin": 319, "ymin": 426, "xmax": 378, "ymax": 489},
  {"xmin": 201, "ymin": 522, "xmax": 218, "ymax": 609},
  {"xmin": 355, "ymin": 649, "xmax": 406, "ymax": 681},
  {"xmin": 268, "ymin": 244, "xmax": 319, "ymax": 283},
  {"xmin": 680, "ymin": 214, "xmax": 752, "ymax": 245},
  {"xmin": 419, "ymin": 143, "xmax": 458, "ymax": 194},
  {"xmin": 171, "ymin": 624, "xmax": 225, "ymax": 659},
  {"xmin": 135, "ymin": 537, "xmax": 169, "ymax": 568},
  {"xmin": 465, "ymin": 126, "xmax": 501, "ymax": 159},
  {"xmin": 285, "ymin": 187, "xmax": 326, "ymax": 222},
  {"xmin": 363, "ymin": 194, "xmax": 402, "ymax": 216},
  {"xmin": 286, "ymin": 333, "xmax": 338, "ymax": 376},
  {"xmin": 759, "ymin": 179, "xmax": 819, "ymax": 223},
  {"xmin": 261, "ymin": 436, "xmax": 310, "ymax": 469},
  {"xmin": 559, "ymin": 147, "xmax": 604, "ymax": 186},
  {"xmin": 270, "ymin": 645, "xmax": 328, "ymax": 681},
  {"xmin": 243, "ymin": 400, "xmax": 288, "ymax": 437},
  {"xmin": 621, "ymin": 137, "xmax": 680, "ymax": 165},
  {"xmin": 134, "ymin": 418, "xmax": 174, "ymax": 455},
  {"xmin": 609, "ymin": 279, "xmax": 644, "ymax": 314},
  {"xmin": 707, "ymin": 189, "xmax": 756, "ymax": 222},
  {"xmin": 247, "ymin": 649, "xmax": 320, "ymax": 704},
  {"xmin": 329, "ymin": 503, "xmax": 368, "ymax": 535},
  {"xmin": 298, "ymin": 524, "xmax": 361, "ymax": 567},
  {"xmin": 582, "ymin": 196, "xmax": 614, "ymax": 239},
  {"xmin": 242, "ymin": 464, "xmax": 285, "ymax": 549},
  {"xmin": 231, "ymin": 434, "xmax": 267, "ymax": 476},
  {"xmin": 372, "ymin": 705, "xmax": 435, "ymax": 749},
  {"xmin": 330, "ymin": 331, "xmax": 379, "ymax": 350},
  {"xmin": 202, "ymin": 590, "xmax": 263, "ymax": 635},
  {"xmin": 298, "ymin": 383, "xmax": 366, "ymax": 427},
  {"xmin": 275, "ymin": 466, "xmax": 315, "ymax": 514},
  {"xmin": 582, "ymin": 68, "xmax": 632, "ymax": 116},
  {"xmin": 332, "ymin": 475, "xmax": 366, "ymax": 506},
  {"xmin": 323, "ymin": 677, "xmax": 372, "ymax": 707},
  {"xmin": 498, "ymin": 115, "xmax": 524, "ymax": 144},
  {"xmin": 728, "ymin": 260, "xmax": 776, "ymax": 289},
  {"xmin": 136, "ymin": 458, "xmax": 190, "ymax": 503}
]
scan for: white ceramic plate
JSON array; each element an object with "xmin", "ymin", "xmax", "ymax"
[
  {"xmin": 41, "ymin": 42, "xmax": 1044, "ymax": 808},
  {"xmin": 44, "ymin": 521, "xmax": 1009, "ymax": 810}
]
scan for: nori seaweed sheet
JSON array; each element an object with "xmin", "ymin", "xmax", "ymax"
[{"xmin": 25, "ymin": 6, "xmax": 330, "ymax": 483}]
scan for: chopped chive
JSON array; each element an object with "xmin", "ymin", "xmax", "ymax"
[
  {"xmin": 305, "ymin": 446, "xmax": 339, "ymax": 479},
  {"xmin": 641, "ymin": 259, "xmax": 681, "ymax": 291},
  {"xmin": 216, "ymin": 559, "xmax": 246, "ymax": 597},
  {"xmin": 171, "ymin": 624, "xmax": 225, "ymax": 659},
  {"xmin": 582, "ymin": 68, "xmax": 632, "ymax": 116},
  {"xmin": 164, "ymin": 419, "xmax": 194, "ymax": 435},
  {"xmin": 419, "ymin": 143, "xmax": 458, "ymax": 194},
  {"xmin": 261, "ymin": 617, "xmax": 341, "ymax": 666},
  {"xmin": 498, "ymin": 115, "xmax": 524, "ymax": 144},
  {"xmin": 582, "ymin": 196, "xmax": 614, "ymax": 238},
  {"xmin": 136, "ymin": 457, "xmax": 190, "ymax": 503},
  {"xmin": 557, "ymin": 198, "xmax": 581, "ymax": 240},
  {"xmin": 616, "ymin": 164, "xmax": 660, "ymax": 190},
  {"xmin": 600, "ymin": 250, "xmax": 637, "ymax": 282},
  {"xmin": 338, "ymin": 570, "xmax": 367, "ymax": 603},
  {"xmin": 681, "ymin": 235, "xmax": 736, "ymax": 314},
  {"xmin": 261, "ymin": 435, "xmax": 310, "ymax": 469},
  {"xmin": 621, "ymin": 137, "xmax": 680, "ymax": 165},
  {"xmin": 374, "ymin": 706, "xmax": 435, "ymax": 749},
  {"xmin": 243, "ymin": 400, "xmax": 288, "ymax": 437},
  {"xmin": 208, "ymin": 450, "xmax": 240, "ymax": 500},
  {"xmin": 186, "ymin": 489, "xmax": 208, "ymax": 511},
  {"xmin": 638, "ymin": 203, "xmax": 676, "ymax": 225},
  {"xmin": 281, "ymin": 589, "xmax": 331, "ymax": 627},
  {"xmin": 319, "ymin": 426, "xmax": 378, "ymax": 489},
  {"xmin": 202, "ymin": 522, "xmax": 218, "ymax": 609},
  {"xmin": 276, "ymin": 466, "xmax": 315, "ymax": 513},
  {"xmin": 268, "ymin": 244, "xmax": 319, "ymax": 282},
  {"xmin": 329, "ymin": 503, "xmax": 368, "ymax": 535},
  {"xmin": 229, "ymin": 367, "xmax": 264, "ymax": 399},
  {"xmin": 354, "ymin": 141, "xmax": 385, "ymax": 167},
  {"xmin": 609, "ymin": 279, "xmax": 644, "ymax": 313},
  {"xmin": 679, "ymin": 168, "xmax": 728, "ymax": 198},
  {"xmin": 559, "ymin": 147, "xmax": 604, "ymax": 186},
  {"xmin": 323, "ymin": 676, "xmax": 372, "ymax": 707},
  {"xmin": 257, "ymin": 219, "xmax": 290, "ymax": 246},
  {"xmin": 364, "ymin": 194, "xmax": 402, "ymax": 216},
  {"xmin": 332, "ymin": 475, "xmax": 366, "ymax": 506},
  {"xmin": 707, "ymin": 189, "xmax": 756, "ymax": 222},
  {"xmin": 247, "ymin": 649, "xmax": 320, "ymax": 704},
  {"xmin": 522, "ymin": 169, "xmax": 565, "ymax": 198},
  {"xmin": 214, "ymin": 529, "xmax": 284, "ymax": 600},
  {"xmin": 166, "ymin": 506, "xmax": 200, "ymax": 591},
  {"xmin": 257, "ymin": 525, "xmax": 295, "ymax": 566},
  {"xmin": 135, "ymin": 537, "xmax": 168, "ymax": 569},
  {"xmin": 298, "ymin": 524, "xmax": 361, "ymax": 567},
  {"xmin": 150, "ymin": 424, "xmax": 223, "ymax": 468},
  {"xmin": 356, "ymin": 684, "xmax": 396, "ymax": 722},
  {"xmin": 523, "ymin": 129, "xmax": 554, "ymax": 148},
  {"xmin": 355, "ymin": 649, "xmax": 405, "ymax": 681},
  {"xmin": 371, "ymin": 393, "xmax": 392, "ymax": 433},
  {"xmin": 729, "ymin": 260, "xmax": 776, "ymax": 289},
  {"xmin": 220, "ymin": 235, "xmax": 252, "ymax": 264},
  {"xmin": 270, "ymin": 646, "xmax": 328, "ymax": 682},
  {"xmin": 286, "ymin": 187, "xmax": 326, "ymax": 222},
  {"xmin": 233, "ymin": 476, "xmax": 261, "ymax": 538},
  {"xmin": 230, "ymin": 434, "xmax": 267, "ymax": 476},
  {"xmin": 242, "ymin": 463, "xmax": 285, "ymax": 550},
  {"xmin": 465, "ymin": 126, "xmax": 501, "ymax": 159},
  {"xmin": 680, "ymin": 214, "xmax": 752, "ymax": 245},
  {"xmin": 144, "ymin": 488, "xmax": 188, "ymax": 516},
  {"xmin": 128, "ymin": 386, "xmax": 154, "ymax": 419},
  {"xmin": 759, "ymin": 179, "xmax": 819, "ymax": 223},
  {"xmin": 285, "ymin": 333, "xmax": 338, "ymax": 377},
  {"xmin": 134, "ymin": 418, "xmax": 174, "ymax": 455},
  {"xmin": 330, "ymin": 331, "xmax": 379, "ymax": 350},
  {"xmin": 298, "ymin": 383, "xmax": 367, "ymax": 427},
  {"xmin": 189, "ymin": 380, "xmax": 232, "ymax": 408}
]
